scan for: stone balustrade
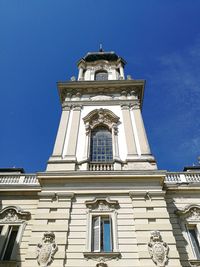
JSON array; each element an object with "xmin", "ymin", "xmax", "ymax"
[
  {"xmin": 165, "ymin": 172, "xmax": 200, "ymax": 183},
  {"xmin": 0, "ymin": 172, "xmax": 200, "ymax": 186},
  {"xmin": 0, "ymin": 174, "xmax": 39, "ymax": 186}
]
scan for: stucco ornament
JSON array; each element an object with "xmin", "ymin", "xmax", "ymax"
[
  {"xmin": 36, "ymin": 232, "xmax": 58, "ymax": 267},
  {"xmin": 148, "ymin": 231, "xmax": 169, "ymax": 267}
]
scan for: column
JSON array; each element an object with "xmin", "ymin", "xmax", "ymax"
[
  {"xmin": 131, "ymin": 104, "xmax": 151, "ymax": 155},
  {"xmin": 65, "ymin": 105, "xmax": 82, "ymax": 160},
  {"xmin": 82, "ymin": 123, "xmax": 91, "ymax": 161},
  {"xmin": 112, "ymin": 124, "xmax": 120, "ymax": 160},
  {"xmin": 52, "ymin": 104, "xmax": 71, "ymax": 157},
  {"xmin": 78, "ymin": 67, "xmax": 84, "ymax": 80},
  {"xmin": 121, "ymin": 104, "xmax": 137, "ymax": 158},
  {"xmin": 119, "ymin": 64, "xmax": 125, "ymax": 79}
]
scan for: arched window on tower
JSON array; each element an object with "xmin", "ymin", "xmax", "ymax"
[
  {"xmin": 95, "ymin": 70, "xmax": 108, "ymax": 81},
  {"xmin": 90, "ymin": 126, "xmax": 113, "ymax": 162}
]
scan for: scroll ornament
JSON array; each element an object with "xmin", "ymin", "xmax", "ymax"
[
  {"xmin": 36, "ymin": 232, "xmax": 58, "ymax": 267},
  {"xmin": 148, "ymin": 231, "xmax": 169, "ymax": 267}
]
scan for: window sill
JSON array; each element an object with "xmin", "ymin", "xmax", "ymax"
[
  {"xmin": 189, "ymin": 259, "xmax": 200, "ymax": 267},
  {"xmin": 0, "ymin": 261, "xmax": 17, "ymax": 267},
  {"xmin": 83, "ymin": 251, "xmax": 121, "ymax": 261}
]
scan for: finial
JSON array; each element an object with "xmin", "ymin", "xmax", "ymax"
[{"xmin": 99, "ymin": 43, "xmax": 104, "ymax": 52}]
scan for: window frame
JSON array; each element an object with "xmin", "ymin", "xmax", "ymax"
[
  {"xmin": 0, "ymin": 206, "xmax": 30, "ymax": 262},
  {"xmin": 176, "ymin": 205, "xmax": 200, "ymax": 263},
  {"xmin": 186, "ymin": 224, "xmax": 200, "ymax": 259}
]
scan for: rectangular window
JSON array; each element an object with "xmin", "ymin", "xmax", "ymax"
[
  {"xmin": 188, "ymin": 226, "xmax": 200, "ymax": 259},
  {"xmin": 92, "ymin": 216, "xmax": 112, "ymax": 252},
  {"xmin": 0, "ymin": 225, "xmax": 19, "ymax": 261}
]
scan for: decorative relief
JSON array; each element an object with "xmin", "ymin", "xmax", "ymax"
[
  {"xmin": 83, "ymin": 108, "xmax": 119, "ymax": 130},
  {"xmin": 84, "ymin": 252, "xmax": 120, "ymax": 265},
  {"xmin": 148, "ymin": 231, "xmax": 169, "ymax": 267},
  {"xmin": 85, "ymin": 197, "xmax": 119, "ymax": 211},
  {"xmin": 90, "ymin": 95, "xmax": 113, "ymax": 101},
  {"xmin": 36, "ymin": 232, "xmax": 58, "ymax": 267},
  {"xmin": 176, "ymin": 205, "xmax": 200, "ymax": 222},
  {"xmin": 0, "ymin": 206, "xmax": 31, "ymax": 222}
]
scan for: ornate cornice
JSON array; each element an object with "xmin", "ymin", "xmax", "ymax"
[
  {"xmin": 85, "ymin": 197, "xmax": 119, "ymax": 211},
  {"xmin": 0, "ymin": 206, "xmax": 31, "ymax": 222},
  {"xmin": 83, "ymin": 108, "xmax": 119, "ymax": 130},
  {"xmin": 176, "ymin": 204, "xmax": 200, "ymax": 221}
]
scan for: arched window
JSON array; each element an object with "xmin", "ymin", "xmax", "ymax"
[
  {"xmin": 90, "ymin": 126, "xmax": 113, "ymax": 162},
  {"xmin": 95, "ymin": 71, "xmax": 108, "ymax": 81}
]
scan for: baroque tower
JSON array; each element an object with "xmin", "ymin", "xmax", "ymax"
[{"xmin": 47, "ymin": 49, "xmax": 157, "ymax": 172}]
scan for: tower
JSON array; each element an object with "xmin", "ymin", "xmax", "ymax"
[{"xmin": 47, "ymin": 49, "xmax": 157, "ymax": 172}]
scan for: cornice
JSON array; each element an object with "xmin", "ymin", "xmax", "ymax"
[{"xmin": 57, "ymin": 79, "xmax": 145, "ymax": 107}]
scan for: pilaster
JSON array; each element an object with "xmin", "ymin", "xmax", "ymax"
[{"xmin": 24, "ymin": 191, "xmax": 74, "ymax": 267}]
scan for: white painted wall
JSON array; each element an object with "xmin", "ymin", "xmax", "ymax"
[{"xmin": 76, "ymin": 105, "xmax": 127, "ymax": 162}]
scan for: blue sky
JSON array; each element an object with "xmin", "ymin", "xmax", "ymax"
[{"xmin": 0, "ymin": 0, "xmax": 200, "ymax": 172}]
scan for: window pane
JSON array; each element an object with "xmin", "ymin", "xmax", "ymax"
[
  {"xmin": 188, "ymin": 228, "xmax": 200, "ymax": 258},
  {"xmin": 92, "ymin": 217, "xmax": 100, "ymax": 252},
  {"xmin": 2, "ymin": 226, "xmax": 19, "ymax": 260},
  {"xmin": 90, "ymin": 127, "xmax": 113, "ymax": 162},
  {"xmin": 102, "ymin": 219, "xmax": 112, "ymax": 252}
]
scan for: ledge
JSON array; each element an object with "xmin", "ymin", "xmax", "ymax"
[
  {"xmin": 189, "ymin": 259, "xmax": 200, "ymax": 267},
  {"xmin": 83, "ymin": 252, "xmax": 121, "ymax": 261}
]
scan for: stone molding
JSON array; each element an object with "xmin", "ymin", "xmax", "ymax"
[
  {"xmin": 83, "ymin": 108, "xmax": 119, "ymax": 130},
  {"xmin": 0, "ymin": 206, "xmax": 31, "ymax": 222},
  {"xmin": 176, "ymin": 204, "xmax": 200, "ymax": 222},
  {"xmin": 129, "ymin": 190, "xmax": 165, "ymax": 200},
  {"xmin": 83, "ymin": 252, "xmax": 121, "ymax": 263},
  {"xmin": 85, "ymin": 197, "xmax": 119, "ymax": 211}
]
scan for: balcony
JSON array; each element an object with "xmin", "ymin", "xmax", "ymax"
[{"xmin": 88, "ymin": 162, "xmax": 114, "ymax": 171}]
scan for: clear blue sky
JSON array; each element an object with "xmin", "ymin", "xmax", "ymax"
[{"xmin": 0, "ymin": 0, "xmax": 200, "ymax": 172}]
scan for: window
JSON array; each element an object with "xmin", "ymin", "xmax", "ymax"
[
  {"xmin": 95, "ymin": 71, "xmax": 108, "ymax": 81},
  {"xmin": 0, "ymin": 206, "xmax": 30, "ymax": 262},
  {"xmin": 0, "ymin": 225, "xmax": 19, "ymax": 260},
  {"xmin": 90, "ymin": 126, "xmax": 113, "ymax": 162},
  {"xmin": 92, "ymin": 215, "xmax": 112, "ymax": 252},
  {"xmin": 187, "ymin": 225, "xmax": 200, "ymax": 259}
]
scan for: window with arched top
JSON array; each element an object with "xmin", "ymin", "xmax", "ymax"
[
  {"xmin": 95, "ymin": 71, "xmax": 108, "ymax": 81},
  {"xmin": 90, "ymin": 126, "xmax": 113, "ymax": 162}
]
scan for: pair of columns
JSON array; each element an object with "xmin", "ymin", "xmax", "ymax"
[{"xmin": 51, "ymin": 103, "xmax": 151, "ymax": 165}]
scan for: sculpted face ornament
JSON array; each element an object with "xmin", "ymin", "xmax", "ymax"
[
  {"xmin": 36, "ymin": 232, "xmax": 58, "ymax": 267},
  {"xmin": 148, "ymin": 231, "xmax": 169, "ymax": 267}
]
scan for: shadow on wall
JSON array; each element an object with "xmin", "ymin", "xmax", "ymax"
[{"xmin": 166, "ymin": 198, "xmax": 191, "ymax": 267}]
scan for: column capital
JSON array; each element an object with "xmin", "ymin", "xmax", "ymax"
[
  {"xmin": 72, "ymin": 104, "xmax": 82, "ymax": 111},
  {"xmin": 120, "ymin": 104, "xmax": 130, "ymax": 110},
  {"xmin": 62, "ymin": 103, "xmax": 71, "ymax": 111},
  {"xmin": 130, "ymin": 102, "xmax": 140, "ymax": 110}
]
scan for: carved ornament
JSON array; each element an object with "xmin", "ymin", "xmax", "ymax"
[
  {"xmin": 0, "ymin": 206, "xmax": 31, "ymax": 222},
  {"xmin": 83, "ymin": 252, "xmax": 121, "ymax": 264},
  {"xmin": 176, "ymin": 205, "xmax": 200, "ymax": 222},
  {"xmin": 83, "ymin": 108, "xmax": 119, "ymax": 130},
  {"xmin": 148, "ymin": 231, "xmax": 169, "ymax": 267},
  {"xmin": 36, "ymin": 232, "xmax": 58, "ymax": 267},
  {"xmin": 85, "ymin": 197, "xmax": 119, "ymax": 211}
]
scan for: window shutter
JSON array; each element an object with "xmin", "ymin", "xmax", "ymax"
[{"xmin": 92, "ymin": 216, "xmax": 100, "ymax": 252}]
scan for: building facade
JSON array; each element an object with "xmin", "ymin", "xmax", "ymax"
[{"xmin": 0, "ymin": 50, "xmax": 200, "ymax": 267}]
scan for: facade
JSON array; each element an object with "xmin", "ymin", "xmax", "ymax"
[{"xmin": 0, "ymin": 49, "xmax": 200, "ymax": 267}]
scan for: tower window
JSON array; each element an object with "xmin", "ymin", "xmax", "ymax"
[
  {"xmin": 95, "ymin": 71, "xmax": 108, "ymax": 81},
  {"xmin": 90, "ymin": 126, "xmax": 113, "ymax": 162}
]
